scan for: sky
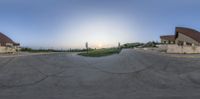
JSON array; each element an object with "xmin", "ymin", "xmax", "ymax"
[{"xmin": 0, "ymin": 0, "xmax": 200, "ymax": 49}]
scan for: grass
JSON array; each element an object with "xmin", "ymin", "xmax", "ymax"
[
  {"xmin": 78, "ymin": 48, "xmax": 122, "ymax": 57},
  {"xmin": 20, "ymin": 48, "xmax": 67, "ymax": 53}
]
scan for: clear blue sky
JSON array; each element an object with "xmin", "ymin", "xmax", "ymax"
[{"xmin": 0, "ymin": 0, "xmax": 200, "ymax": 49}]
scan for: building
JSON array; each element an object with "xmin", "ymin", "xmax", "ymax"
[
  {"xmin": 175, "ymin": 27, "xmax": 200, "ymax": 46},
  {"xmin": 160, "ymin": 27, "xmax": 200, "ymax": 53},
  {"xmin": 160, "ymin": 35, "xmax": 175, "ymax": 44},
  {"xmin": 0, "ymin": 32, "xmax": 20, "ymax": 53},
  {"xmin": 160, "ymin": 27, "xmax": 200, "ymax": 46}
]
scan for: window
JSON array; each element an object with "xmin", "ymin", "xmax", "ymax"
[
  {"xmin": 6, "ymin": 43, "xmax": 13, "ymax": 47},
  {"xmin": 177, "ymin": 41, "xmax": 184, "ymax": 46},
  {"xmin": 186, "ymin": 42, "xmax": 192, "ymax": 46}
]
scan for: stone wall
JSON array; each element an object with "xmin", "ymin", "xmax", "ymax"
[
  {"xmin": 167, "ymin": 45, "xmax": 200, "ymax": 54},
  {"xmin": 157, "ymin": 44, "xmax": 168, "ymax": 52},
  {"xmin": 0, "ymin": 46, "xmax": 17, "ymax": 53},
  {"xmin": 161, "ymin": 39, "xmax": 175, "ymax": 44},
  {"xmin": 176, "ymin": 33, "xmax": 200, "ymax": 46}
]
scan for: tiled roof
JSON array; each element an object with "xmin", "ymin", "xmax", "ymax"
[
  {"xmin": 0, "ymin": 32, "xmax": 19, "ymax": 46},
  {"xmin": 160, "ymin": 35, "xmax": 175, "ymax": 41}
]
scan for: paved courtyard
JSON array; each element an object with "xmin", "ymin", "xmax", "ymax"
[{"xmin": 0, "ymin": 49, "xmax": 200, "ymax": 99}]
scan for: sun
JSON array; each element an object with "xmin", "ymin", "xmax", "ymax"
[{"xmin": 98, "ymin": 43, "xmax": 102, "ymax": 48}]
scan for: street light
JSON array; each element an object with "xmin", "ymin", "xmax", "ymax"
[{"xmin": 86, "ymin": 42, "xmax": 88, "ymax": 53}]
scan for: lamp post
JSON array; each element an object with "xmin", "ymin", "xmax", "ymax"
[
  {"xmin": 118, "ymin": 42, "xmax": 121, "ymax": 49},
  {"xmin": 86, "ymin": 42, "xmax": 88, "ymax": 53}
]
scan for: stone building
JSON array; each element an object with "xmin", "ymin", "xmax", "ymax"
[
  {"xmin": 160, "ymin": 27, "xmax": 200, "ymax": 46},
  {"xmin": 160, "ymin": 27, "xmax": 200, "ymax": 53},
  {"xmin": 175, "ymin": 27, "xmax": 200, "ymax": 46},
  {"xmin": 0, "ymin": 32, "xmax": 20, "ymax": 53},
  {"xmin": 160, "ymin": 35, "xmax": 175, "ymax": 44}
]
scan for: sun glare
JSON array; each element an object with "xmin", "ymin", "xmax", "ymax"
[
  {"xmin": 98, "ymin": 43, "xmax": 102, "ymax": 48},
  {"xmin": 61, "ymin": 15, "xmax": 132, "ymax": 49}
]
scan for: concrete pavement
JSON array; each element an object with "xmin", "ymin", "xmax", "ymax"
[{"xmin": 0, "ymin": 49, "xmax": 200, "ymax": 99}]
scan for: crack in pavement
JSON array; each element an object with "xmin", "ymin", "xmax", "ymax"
[
  {"xmin": 0, "ymin": 57, "xmax": 16, "ymax": 71},
  {"xmin": 0, "ymin": 76, "xmax": 49, "ymax": 89},
  {"xmin": 0, "ymin": 56, "xmax": 68, "ymax": 89}
]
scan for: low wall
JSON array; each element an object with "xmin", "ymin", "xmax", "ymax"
[
  {"xmin": 157, "ymin": 45, "xmax": 168, "ymax": 52},
  {"xmin": 167, "ymin": 45, "xmax": 200, "ymax": 54},
  {"xmin": 0, "ymin": 46, "xmax": 17, "ymax": 53}
]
